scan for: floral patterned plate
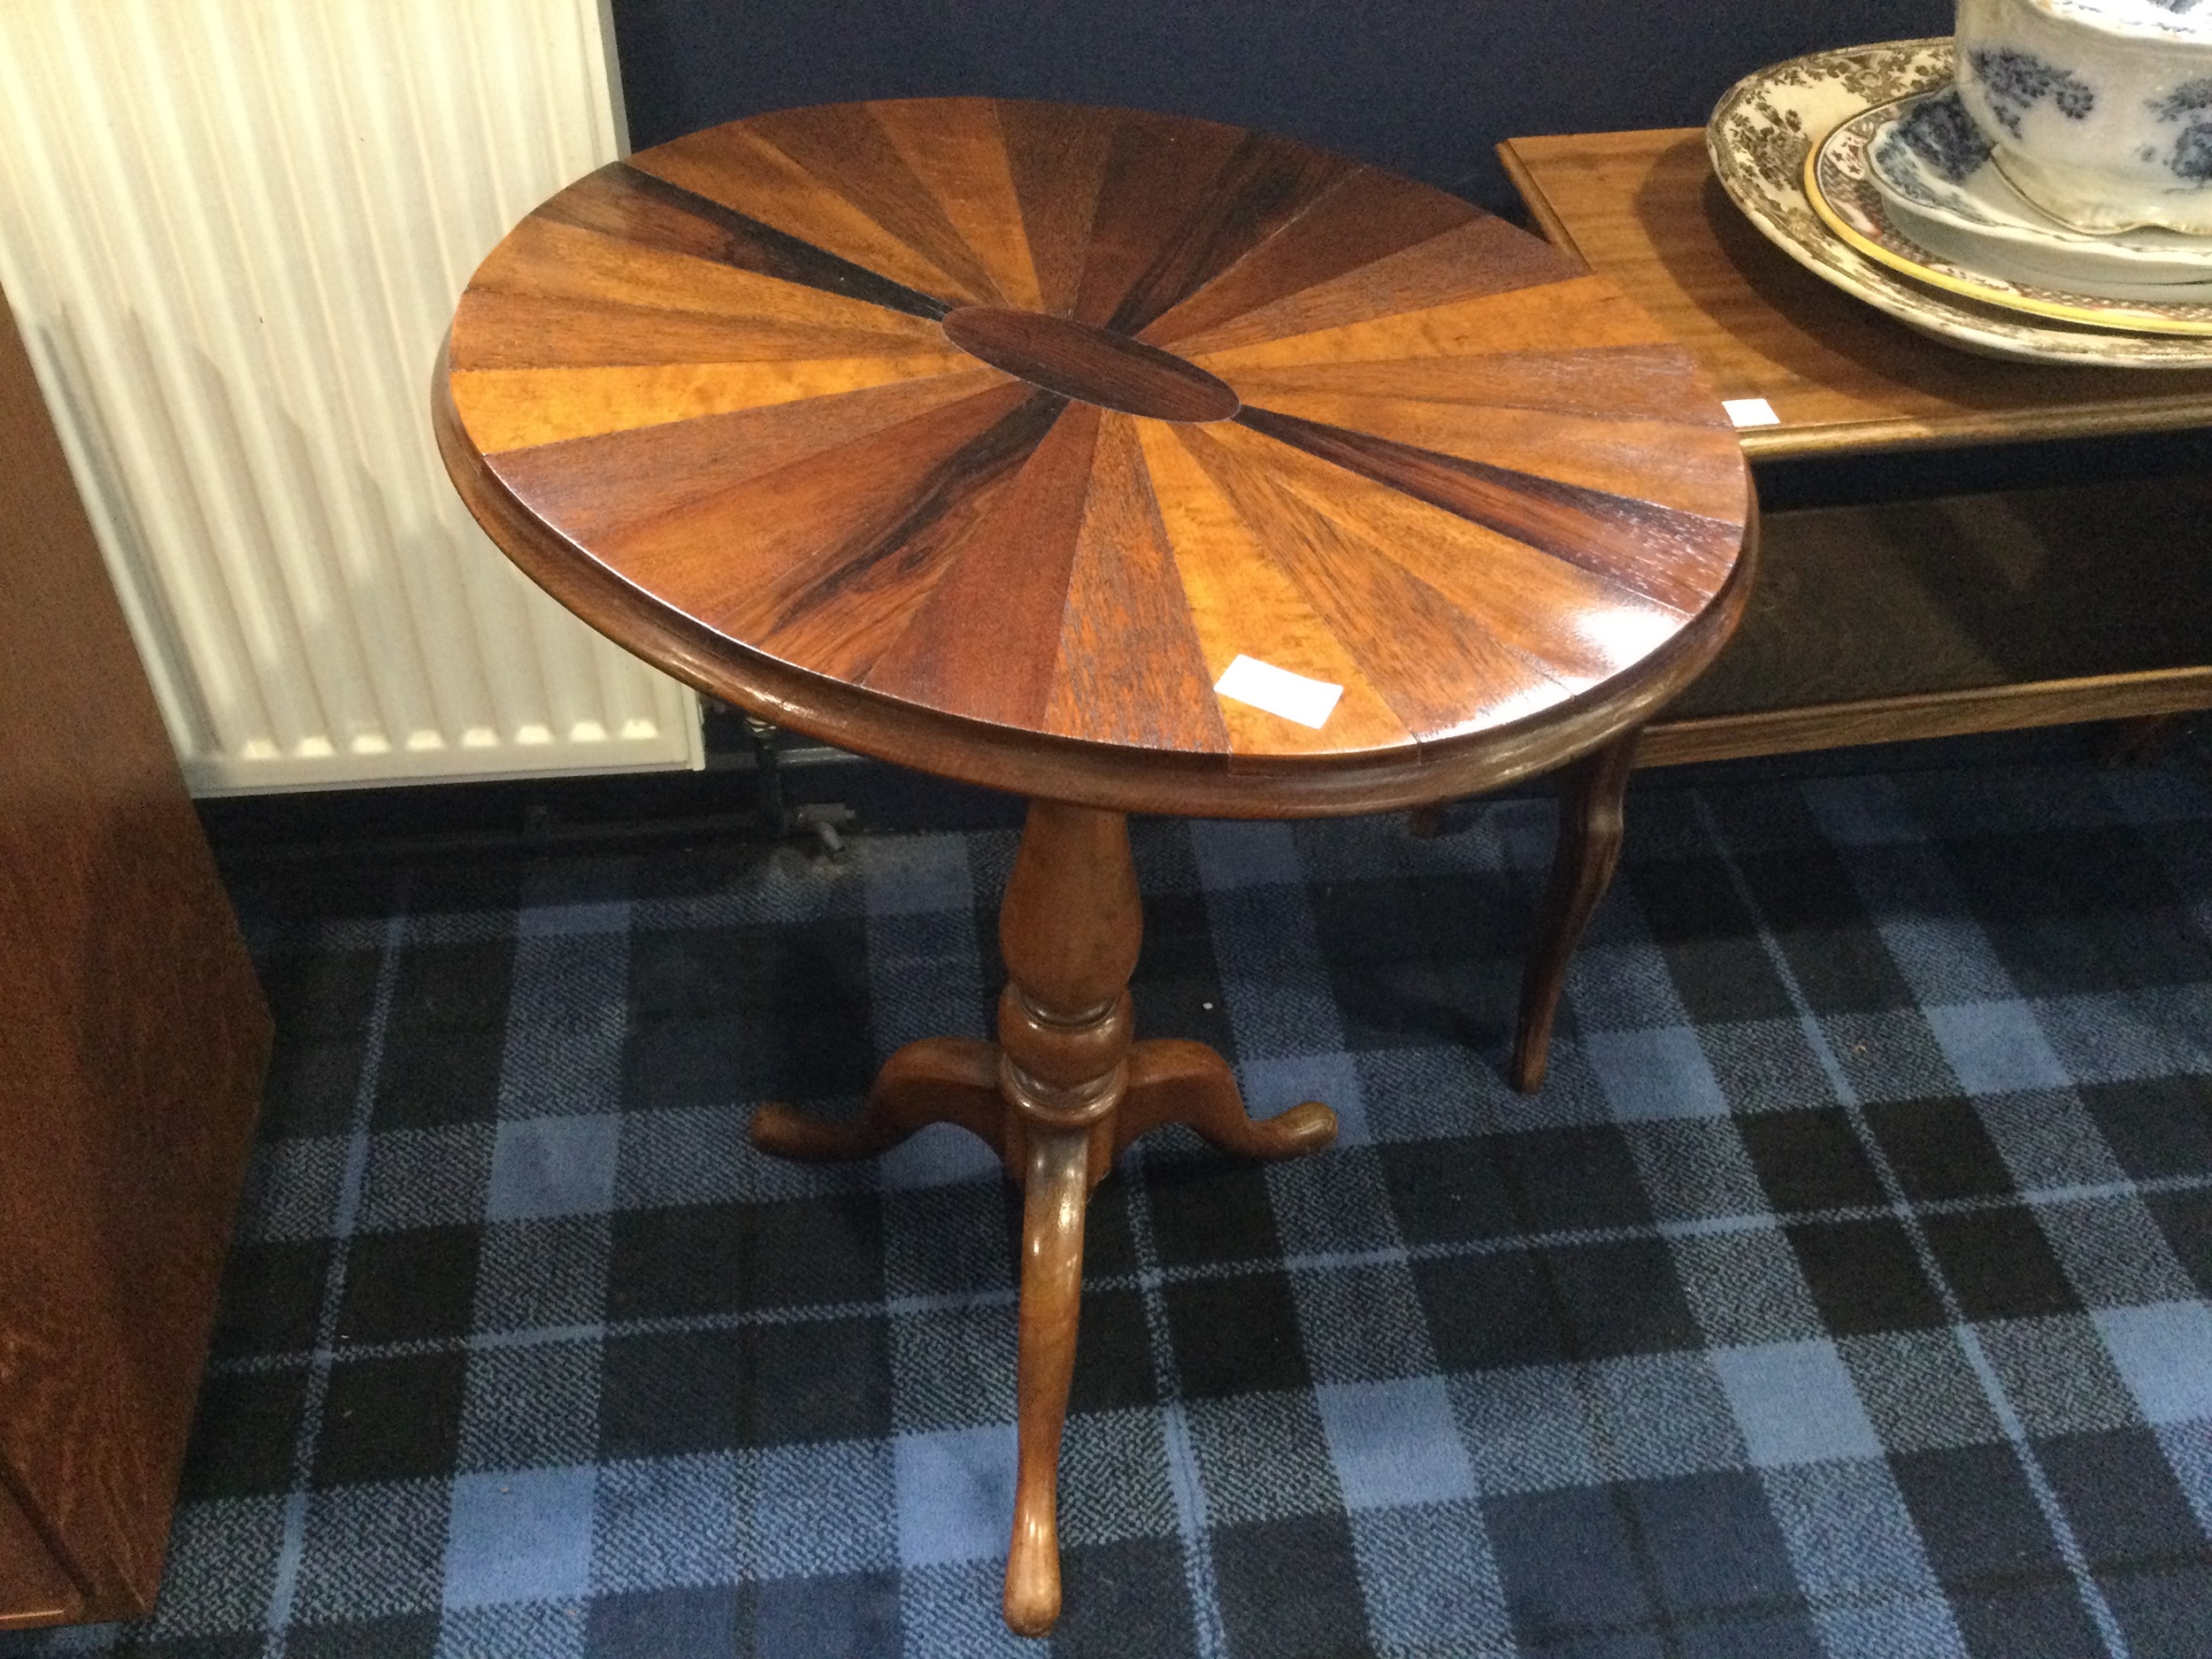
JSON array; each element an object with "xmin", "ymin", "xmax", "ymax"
[
  {"xmin": 1865, "ymin": 85, "xmax": 2212, "ymax": 280},
  {"xmin": 1708, "ymin": 39, "xmax": 2212, "ymax": 364},
  {"xmin": 1813, "ymin": 98, "xmax": 2212, "ymax": 328}
]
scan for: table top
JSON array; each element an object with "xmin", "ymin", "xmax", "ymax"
[
  {"xmin": 436, "ymin": 99, "xmax": 1754, "ymax": 815},
  {"xmin": 1500, "ymin": 129, "xmax": 2212, "ymax": 459}
]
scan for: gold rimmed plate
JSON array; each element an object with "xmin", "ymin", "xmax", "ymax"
[
  {"xmin": 1708, "ymin": 39, "xmax": 2212, "ymax": 365},
  {"xmin": 1808, "ymin": 99, "xmax": 2212, "ymax": 335}
]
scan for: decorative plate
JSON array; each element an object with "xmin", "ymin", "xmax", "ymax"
[
  {"xmin": 1811, "ymin": 99, "xmax": 2212, "ymax": 330},
  {"xmin": 1865, "ymin": 85, "xmax": 2212, "ymax": 284},
  {"xmin": 1708, "ymin": 39, "xmax": 2212, "ymax": 365},
  {"xmin": 1877, "ymin": 194, "xmax": 2212, "ymax": 302}
]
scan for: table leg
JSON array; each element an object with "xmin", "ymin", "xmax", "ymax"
[
  {"xmin": 1510, "ymin": 731, "xmax": 1637, "ymax": 1094},
  {"xmin": 751, "ymin": 798, "xmax": 1335, "ymax": 1635},
  {"xmin": 1112, "ymin": 1040, "xmax": 1337, "ymax": 1161},
  {"xmin": 750, "ymin": 1038, "xmax": 1004, "ymax": 1162},
  {"xmin": 991, "ymin": 800, "xmax": 1137, "ymax": 1633}
]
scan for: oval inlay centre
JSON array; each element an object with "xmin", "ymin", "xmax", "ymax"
[{"xmin": 941, "ymin": 307, "xmax": 1240, "ymax": 423}]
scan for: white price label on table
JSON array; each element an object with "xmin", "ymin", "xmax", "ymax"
[{"xmin": 1213, "ymin": 655, "xmax": 1343, "ymax": 728}]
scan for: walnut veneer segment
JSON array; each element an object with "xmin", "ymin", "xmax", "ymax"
[
  {"xmin": 443, "ymin": 97, "xmax": 1752, "ymax": 797},
  {"xmin": 1498, "ymin": 130, "xmax": 2212, "ymax": 457}
]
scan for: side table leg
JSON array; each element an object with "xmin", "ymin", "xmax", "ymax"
[
  {"xmin": 1510, "ymin": 731, "xmax": 1638, "ymax": 1094},
  {"xmin": 1006, "ymin": 1121, "xmax": 1091, "ymax": 1634},
  {"xmin": 751, "ymin": 1038, "xmax": 1003, "ymax": 1161},
  {"xmin": 1114, "ymin": 1039, "xmax": 1336, "ymax": 1161},
  {"xmin": 995, "ymin": 800, "xmax": 1142, "ymax": 1636}
]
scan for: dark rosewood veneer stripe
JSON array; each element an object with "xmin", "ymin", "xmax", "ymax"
[
  {"xmin": 547, "ymin": 164, "xmax": 957, "ymax": 321},
  {"xmin": 754, "ymin": 389, "xmax": 1069, "ymax": 638},
  {"xmin": 1102, "ymin": 131, "xmax": 1358, "ymax": 335},
  {"xmin": 1236, "ymin": 404, "xmax": 1739, "ymax": 616}
]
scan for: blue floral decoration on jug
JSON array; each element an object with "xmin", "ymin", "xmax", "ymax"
[
  {"xmin": 1968, "ymin": 48, "xmax": 2098, "ymax": 137},
  {"xmin": 2147, "ymin": 78, "xmax": 2212, "ymax": 178},
  {"xmin": 1882, "ymin": 87, "xmax": 1996, "ymax": 184}
]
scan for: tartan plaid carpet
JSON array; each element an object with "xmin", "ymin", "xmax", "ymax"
[{"xmin": 10, "ymin": 739, "xmax": 2212, "ymax": 1658}]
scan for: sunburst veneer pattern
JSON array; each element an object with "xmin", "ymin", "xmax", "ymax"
[{"xmin": 442, "ymin": 96, "xmax": 1751, "ymax": 787}]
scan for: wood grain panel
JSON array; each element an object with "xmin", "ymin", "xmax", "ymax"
[
  {"xmin": 449, "ymin": 289, "xmax": 945, "ymax": 372},
  {"xmin": 1217, "ymin": 343, "xmax": 1720, "ymax": 425},
  {"xmin": 1237, "ymin": 422, "xmax": 1686, "ymax": 687},
  {"xmin": 1191, "ymin": 275, "xmax": 1671, "ymax": 373},
  {"xmin": 865, "ymin": 403, "xmax": 1102, "ymax": 725},
  {"xmin": 1103, "ymin": 130, "xmax": 1356, "ymax": 334},
  {"xmin": 625, "ymin": 133, "xmax": 969, "ymax": 306},
  {"xmin": 1071, "ymin": 113, "xmax": 1246, "ymax": 327},
  {"xmin": 1238, "ymin": 404, "xmax": 1738, "ymax": 615},
  {"xmin": 1042, "ymin": 413, "xmax": 1231, "ymax": 753},
  {"xmin": 1140, "ymin": 168, "xmax": 1480, "ymax": 348},
  {"xmin": 475, "ymin": 214, "xmax": 946, "ymax": 336},
  {"xmin": 662, "ymin": 388, "xmax": 1063, "ymax": 653},
  {"xmin": 442, "ymin": 372, "xmax": 1754, "ymax": 818},
  {"xmin": 486, "ymin": 367, "xmax": 1013, "ymax": 542},
  {"xmin": 0, "ymin": 1475, "xmax": 76, "ymax": 1628},
  {"xmin": 1240, "ymin": 389, "xmax": 1747, "ymax": 522},
  {"xmin": 1134, "ymin": 418, "xmax": 1413, "ymax": 757},
  {"xmin": 746, "ymin": 104, "xmax": 1013, "ymax": 308},
  {"xmin": 452, "ymin": 352, "xmax": 974, "ymax": 450},
  {"xmin": 1177, "ymin": 423, "xmax": 1570, "ymax": 739},
  {"xmin": 1163, "ymin": 215, "xmax": 1584, "ymax": 358},
  {"xmin": 542, "ymin": 162, "xmax": 955, "ymax": 319},
  {"xmin": 745, "ymin": 463, "xmax": 1033, "ymax": 687},
  {"xmin": 595, "ymin": 378, "xmax": 1045, "ymax": 610},
  {"xmin": 998, "ymin": 101, "xmax": 1119, "ymax": 317},
  {"xmin": 869, "ymin": 98, "xmax": 1045, "ymax": 312}
]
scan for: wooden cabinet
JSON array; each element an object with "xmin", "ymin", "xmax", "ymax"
[{"xmin": 0, "ymin": 289, "xmax": 270, "ymax": 1628}]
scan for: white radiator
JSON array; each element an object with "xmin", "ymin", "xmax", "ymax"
[{"xmin": 0, "ymin": 0, "xmax": 703, "ymax": 794}]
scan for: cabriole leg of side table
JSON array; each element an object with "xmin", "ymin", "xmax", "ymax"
[
  {"xmin": 1510, "ymin": 731, "xmax": 1638, "ymax": 1094},
  {"xmin": 752, "ymin": 799, "xmax": 1336, "ymax": 1635},
  {"xmin": 990, "ymin": 799, "xmax": 1141, "ymax": 1634}
]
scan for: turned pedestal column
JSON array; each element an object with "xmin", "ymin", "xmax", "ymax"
[{"xmin": 755, "ymin": 800, "xmax": 1334, "ymax": 1631}]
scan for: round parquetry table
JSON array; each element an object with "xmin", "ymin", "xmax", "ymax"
[{"xmin": 434, "ymin": 96, "xmax": 1755, "ymax": 1635}]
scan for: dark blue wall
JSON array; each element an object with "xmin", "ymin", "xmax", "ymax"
[{"xmin": 609, "ymin": 1, "xmax": 1953, "ymax": 211}]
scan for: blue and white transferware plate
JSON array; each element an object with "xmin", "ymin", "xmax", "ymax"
[
  {"xmin": 1709, "ymin": 38, "xmax": 2212, "ymax": 365},
  {"xmin": 1809, "ymin": 96, "xmax": 2212, "ymax": 331},
  {"xmin": 1867, "ymin": 84, "xmax": 2212, "ymax": 292}
]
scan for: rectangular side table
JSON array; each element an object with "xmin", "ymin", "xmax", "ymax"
[
  {"xmin": 1499, "ymin": 128, "xmax": 2212, "ymax": 765},
  {"xmin": 1487, "ymin": 127, "xmax": 2212, "ymax": 1089}
]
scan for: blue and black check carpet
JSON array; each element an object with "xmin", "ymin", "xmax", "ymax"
[{"xmin": 12, "ymin": 736, "xmax": 2212, "ymax": 1658}]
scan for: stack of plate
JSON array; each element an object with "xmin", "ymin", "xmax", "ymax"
[{"xmin": 1709, "ymin": 39, "xmax": 2212, "ymax": 365}]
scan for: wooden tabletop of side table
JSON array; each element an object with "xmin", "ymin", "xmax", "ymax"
[{"xmin": 1498, "ymin": 127, "xmax": 2212, "ymax": 764}]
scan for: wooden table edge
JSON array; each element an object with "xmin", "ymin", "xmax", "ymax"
[
  {"xmin": 1640, "ymin": 664, "xmax": 2212, "ymax": 767},
  {"xmin": 1498, "ymin": 129, "xmax": 2212, "ymax": 459},
  {"xmin": 1495, "ymin": 139, "xmax": 1589, "ymax": 267},
  {"xmin": 434, "ymin": 339, "xmax": 1761, "ymax": 818}
]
